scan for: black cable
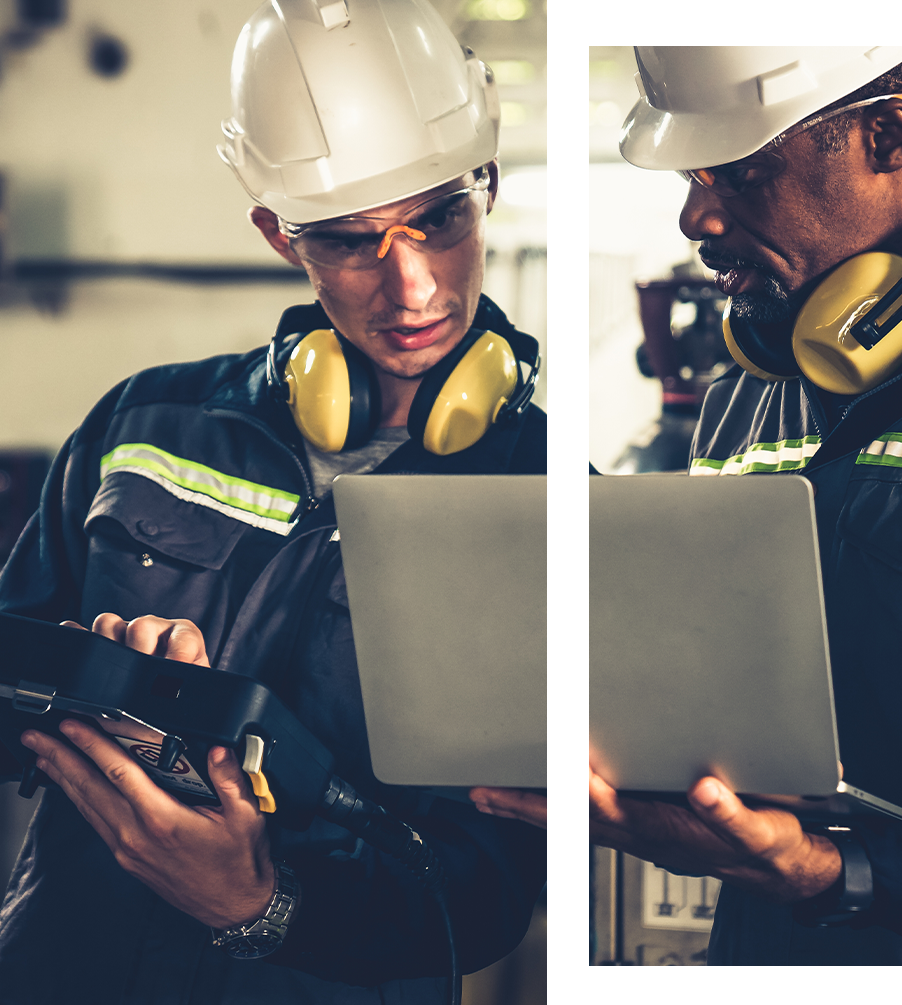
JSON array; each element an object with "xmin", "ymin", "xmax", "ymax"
[
  {"xmin": 319, "ymin": 775, "xmax": 461, "ymax": 1005},
  {"xmin": 434, "ymin": 887, "xmax": 461, "ymax": 1005}
]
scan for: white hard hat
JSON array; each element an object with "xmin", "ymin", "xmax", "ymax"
[
  {"xmin": 218, "ymin": 0, "xmax": 500, "ymax": 224},
  {"xmin": 620, "ymin": 46, "xmax": 902, "ymax": 171}
]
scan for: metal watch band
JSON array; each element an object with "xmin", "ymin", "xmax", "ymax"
[
  {"xmin": 211, "ymin": 860, "xmax": 299, "ymax": 958},
  {"xmin": 793, "ymin": 829, "xmax": 874, "ymax": 928}
]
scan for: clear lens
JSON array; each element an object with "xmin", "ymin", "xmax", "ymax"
[
  {"xmin": 294, "ymin": 226, "xmax": 384, "ymax": 268},
  {"xmin": 679, "ymin": 95, "xmax": 902, "ymax": 199},
  {"xmin": 678, "ymin": 150, "xmax": 786, "ymax": 197},
  {"xmin": 282, "ymin": 178, "xmax": 489, "ymax": 270}
]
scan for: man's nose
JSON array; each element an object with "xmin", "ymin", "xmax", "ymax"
[
  {"xmin": 679, "ymin": 180, "xmax": 732, "ymax": 242},
  {"xmin": 378, "ymin": 234, "xmax": 438, "ymax": 310}
]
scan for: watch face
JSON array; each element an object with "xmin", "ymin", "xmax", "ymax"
[{"xmin": 225, "ymin": 933, "xmax": 282, "ymax": 959}]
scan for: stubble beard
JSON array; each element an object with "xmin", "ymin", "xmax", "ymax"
[{"xmin": 729, "ymin": 277, "xmax": 795, "ymax": 324}]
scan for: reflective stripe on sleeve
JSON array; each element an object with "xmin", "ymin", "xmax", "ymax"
[
  {"xmin": 857, "ymin": 432, "xmax": 902, "ymax": 467},
  {"xmin": 100, "ymin": 443, "xmax": 301, "ymax": 536},
  {"xmin": 689, "ymin": 436, "xmax": 822, "ymax": 476}
]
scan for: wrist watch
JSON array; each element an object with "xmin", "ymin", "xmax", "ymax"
[
  {"xmin": 793, "ymin": 828, "xmax": 874, "ymax": 928},
  {"xmin": 211, "ymin": 860, "xmax": 299, "ymax": 958}
]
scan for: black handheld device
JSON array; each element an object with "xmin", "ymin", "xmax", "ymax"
[
  {"xmin": 0, "ymin": 611, "xmax": 461, "ymax": 1003},
  {"xmin": 0, "ymin": 611, "xmax": 336, "ymax": 829}
]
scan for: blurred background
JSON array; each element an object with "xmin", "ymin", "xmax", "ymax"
[
  {"xmin": 588, "ymin": 45, "xmax": 732, "ymax": 478},
  {"xmin": 0, "ymin": 2, "xmax": 547, "ymax": 1000},
  {"xmin": 588, "ymin": 45, "xmax": 726, "ymax": 967}
]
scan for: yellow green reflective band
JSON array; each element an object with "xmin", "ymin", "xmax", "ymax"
[
  {"xmin": 100, "ymin": 443, "xmax": 301, "ymax": 535},
  {"xmin": 690, "ymin": 436, "xmax": 822, "ymax": 476},
  {"xmin": 857, "ymin": 432, "xmax": 902, "ymax": 467}
]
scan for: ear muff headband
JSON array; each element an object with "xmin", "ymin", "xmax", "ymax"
[{"xmin": 723, "ymin": 252, "xmax": 902, "ymax": 395}]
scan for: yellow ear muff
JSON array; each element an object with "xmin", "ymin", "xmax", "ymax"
[
  {"xmin": 722, "ymin": 308, "xmax": 795, "ymax": 383},
  {"xmin": 279, "ymin": 319, "xmax": 533, "ymax": 457},
  {"xmin": 414, "ymin": 331, "xmax": 520, "ymax": 456},
  {"xmin": 793, "ymin": 252, "xmax": 902, "ymax": 395},
  {"xmin": 283, "ymin": 329, "xmax": 353, "ymax": 452},
  {"xmin": 722, "ymin": 252, "xmax": 902, "ymax": 395}
]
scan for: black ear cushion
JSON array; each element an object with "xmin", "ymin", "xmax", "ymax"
[
  {"xmin": 337, "ymin": 334, "xmax": 382, "ymax": 450},
  {"xmin": 406, "ymin": 328, "xmax": 486, "ymax": 446},
  {"xmin": 729, "ymin": 315, "xmax": 800, "ymax": 380}
]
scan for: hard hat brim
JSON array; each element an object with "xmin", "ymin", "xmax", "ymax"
[{"xmin": 619, "ymin": 98, "xmax": 773, "ymax": 172}]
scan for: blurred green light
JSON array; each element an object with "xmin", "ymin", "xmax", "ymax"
[
  {"xmin": 466, "ymin": 0, "xmax": 530, "ymax": 21},
  {"xmin": 500, "ymin": 101, "xmax": 529, "ymax": 127},
  {"xmin": 490, "ymin": 60, "xmax": 535, "ymax": 85}
]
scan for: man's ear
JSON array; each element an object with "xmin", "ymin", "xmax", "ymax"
[
  {"xmin": 486, "ymin": 157, "xmax": 500, "ymax": 214},
  {"xmin": 248, "ymin": 206, "xmax": 306, "ymax": 266},
  {"xmin": 864, "ymin": 98, "xmax": 902, "ymax": 173}
]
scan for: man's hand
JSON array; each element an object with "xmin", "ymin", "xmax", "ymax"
[
  {"xmin": 63, "ymin": 612, "xmax": 211, "ymax": 666},
  {"xmin": 589, "ymin": 765, "xmax": 842, "ymax": 903},
  {"xmin": 469, "ymin": 787, "xmax": 547, "ymax": 829},
  {"xmin": 20, "ymin": 614, "xmax": 275, "ymax": 928}
]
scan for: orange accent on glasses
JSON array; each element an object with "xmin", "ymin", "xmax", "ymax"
[{"xmin": 376, "ymin": 225, "xmax": 427, "ymax": 259}]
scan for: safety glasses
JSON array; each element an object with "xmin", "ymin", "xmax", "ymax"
[
  {"xmin": 679, "ymin": 93, "xmax": 902, "ymax": 197},
  {"xmin": 279, "ymin": 170, "xmax": 491, "ymax": 271}
]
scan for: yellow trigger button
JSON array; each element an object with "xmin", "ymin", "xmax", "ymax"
[
  {"xmin": 249, "ymin": 771, "xmax": 277, "ymax": 814},
  {"xmin": 242, "ymin": 734, "xmax": 277, "ymax": 814}
]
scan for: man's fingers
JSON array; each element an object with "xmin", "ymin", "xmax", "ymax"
[
  {"xmin": 589, "ymin": 766, "xmax": 621, "ymax": 822},
  {"xmin": 20, "ymin": 728, "xmax": 124, "ymax": 847},
  {"xmin": 469, "ymin": 787, "xmax": 547, "ymax": 828},
  {"xmin": 122, "ymin": 615, "xmax": 180, "ymax": 656},
  {"xmin": 92, "ymin": 612, "xmax": 129, "ymax": 644},
  {"xmin": 56, "ymin": 719, "xmax": 176, "ymax": 816},
  {"xmin": 123, "ymin": 615, "xmax": 210, "ymax": 664},
  {"xmin": 206, "ymin": 747, "xmax": 260, "ymax": 819},
  {"xmin": 688, "ymin": 777, "xmax": 744, "ymax": 823},
  {"xmin": 90, "ymin": 613, "xmax": 211, "ymax": 665},
  {"xmin": 686, "ymin": 776, "xmax": 767, "ymax": 852},
  {"xmin": 159, "ymin": 620, "xmax": 210, "ymax": 666}
]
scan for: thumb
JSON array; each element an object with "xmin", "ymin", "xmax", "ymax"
[
  {"xmin": 208, "ymin": 746, "xmax": 259, "ymax": 815},
  {"xmin": 686, "ymin": 776, "xmax": 754, "ymax": 843}
]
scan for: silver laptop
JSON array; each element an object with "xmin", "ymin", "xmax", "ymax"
[
  {"xmin": 590, "ymin": 473, "xmax": 902, "ymax": 821},
  {"xmin": 333, "ymin": 474, "xmax": 546, "ymax": 789}
]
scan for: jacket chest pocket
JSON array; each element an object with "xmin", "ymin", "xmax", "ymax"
[
  {"xmin": 827, "ymin": 466, "xmax": 902, "ymax": 795},
  {"xmin": 831, "ymin": 470, "xmax": 902, "ymax": 705},
  {"xmin": 81, "ymin": 473, "xmax": 250, "ymax": 659},
  {"xmin": 835, "ymin": 469, "xmax": 902, "ymax": 573}
]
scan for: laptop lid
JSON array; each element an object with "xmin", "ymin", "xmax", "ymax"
[
  {"xmin": 332, "ymin": 474, "xmax": 546, "ymax": 788},
  {"xmin": 590, "ymin": 473, "xmax": 843, "ymax": 798}
]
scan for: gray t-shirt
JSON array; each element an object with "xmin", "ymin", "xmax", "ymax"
[{"xmin": 304, "ymin": 426, "xmax": 410, "ymax": 500}]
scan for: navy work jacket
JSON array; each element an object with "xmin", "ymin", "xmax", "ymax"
[
  {"xmin": 0, "ymin": 297, "xmax": 547, "ymax": 1002},
  {"xmin": 692, "ymin": 362, "xmax": 902, "ymax": 965}
]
